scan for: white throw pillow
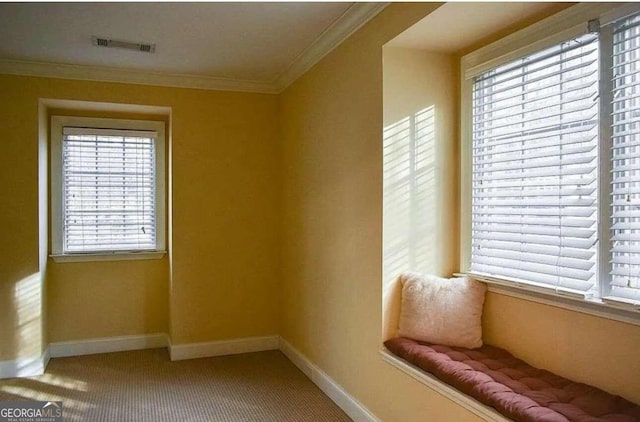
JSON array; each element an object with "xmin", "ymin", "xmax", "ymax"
[{"xmin": 397, "ymin": 272, "xmax": 486, "ymax": 349}]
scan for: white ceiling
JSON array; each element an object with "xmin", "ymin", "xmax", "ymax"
[
  {"xmin": 387, "ymin": 2, "xmax": 564, "ymax": 53},
  {"xmin": 0, "ymin": 2, "xmax": 572, "ymax": 93},
  {"xmin": 0, "ymin": 2, "xmax": 354, "ymax": 83}
]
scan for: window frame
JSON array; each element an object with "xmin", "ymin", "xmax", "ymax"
[
  {"xmin": 50, "ymin": 115, "xmax": 166, "ymax": 262},
  {"xmin": 460, "ymin": 2, "xmax": 640, "ymax": 322}
]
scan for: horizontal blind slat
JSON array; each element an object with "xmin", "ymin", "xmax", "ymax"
[
  {"xmin": 471, "ymin": 265, "xmax": 595, "ymax": 292},
  {"xmin": 474, "ymin": 134, "xmax": 596, "ymax": 156},
  {"xmin": 473, "ymin": 239, "xmax": 594, "ymax": 259},
  {"xmin": 473, "ymin": 155, "xmax": 596, "ymax": 173},
  {"xmin": 474, "ymin": 186, "xmax": 596, "ymax": 198},
  {"xmin": 475, "ymin": 176, "xmax": 596, "ymax": 190},
  {"xmin": 474, "ymin": 144, "xmax": 596, "ymax": 166},
  {"xmin": 473, "ymin": 215, "xmax": 595, "ymax": 228},
  {"xmin": 472, "ymin": 207, "xmax": 595, "ymax": 217},
  {"xmin": 473, "ymin": 231, "xmax": 596, "ymax": 249}
]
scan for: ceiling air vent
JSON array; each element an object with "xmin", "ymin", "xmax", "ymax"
[{"xmin": 91, "ymin": 36, "xmax": 156, "ymax": 53}]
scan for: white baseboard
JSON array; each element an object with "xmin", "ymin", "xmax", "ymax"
[
  {"xmin": 48, "ymin": 333, "xmax": 169, "ymax": 358},
  {"xmin": 42, "ymin": 346, "xmax": 51, "ymax": 371},
  {"xmin": 170, "ymin": 335, "xmax": 279, "ymax": 361},
  {"xmin": 279, "ymin": 338, "xmax": 379, "ymax": 422},
  {"xmin": 0, "ymin": 348, "xmax": 50, "ymax": 379}
]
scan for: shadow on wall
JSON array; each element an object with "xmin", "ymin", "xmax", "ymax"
[{"xmin": 382, "ymin": 106, "xmax": 437, "ymax": 340}]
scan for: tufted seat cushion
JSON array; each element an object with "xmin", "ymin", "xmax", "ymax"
[{"xmin": 384, "ymin": 337, "xmax": 640, "ymax": 422}]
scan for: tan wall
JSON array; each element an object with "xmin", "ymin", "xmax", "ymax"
[
  {"xmin": 47, "ymin": 260, "xmax": 169, "ymax": 341},
  {"xmin": 279, "ymin": 3, "xmax": 482, "ymax": 421},
  {"xmin": 0, "ymin": 74, "xmax": 281, "ymax": 360},
  {"xmin": 280, "ymin": 2, "xmax": 640, "ymax": 419},
  {"xmin": 484, "ymin": 292, "xmax": 640, "ymax": 403},
  {"xmin": 382, "ymin": 47, "xmax": 459, "ymax": 340},
  {"xmin": 0, "ymin": 81, "xmax": 43, "ymax": 361},
  {"xmin": 167, "ymin": 88, "xmax": 281, "ymax": 343}
]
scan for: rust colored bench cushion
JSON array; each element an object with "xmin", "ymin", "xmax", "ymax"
[{"xmin": 384, "ymin": 337, "xmax": 640, "ymax": 422}]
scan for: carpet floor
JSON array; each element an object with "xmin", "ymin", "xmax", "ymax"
[{"xmin": 0, "ymin": 349, "xmax": 351, "ymax": 421}]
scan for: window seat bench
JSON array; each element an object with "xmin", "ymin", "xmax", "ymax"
[{"xmin": 384, "ymin": 337, "xmax": 640, "ymax": 422}]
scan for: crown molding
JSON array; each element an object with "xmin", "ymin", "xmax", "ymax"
[
  {"xmin": 0, "ymin": 3, "xmax": 389, "ymax": 94},
  {"xmin": 0, "ymin": 58, "xmax": 279, "ymax": 94},
  {"xmin": 274, "ymin": 2, "xmax": 390, "ymax": 92}
]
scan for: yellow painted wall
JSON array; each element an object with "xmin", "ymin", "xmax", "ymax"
[
  {"xmin": 280, "ymin": 1, "xmax": 640, "ymax": 419},
  {"xmin": 484, "ymin": 292, "xmax": 640, "ymax": 403},
  {"xmin": 167, "ymin": 88, "xmax": 281, "ymax": 344},
  {"xmin": 279, "ymin": 3, "xmax": 482, "ymax": 421},
  {"xmin": 0, "ymin": 74, "xmax": 281, "ymax": 360},
  {"xmin": 0, "ymin": 81, "xmax": 43, "ymax": 361},
  {"xmin": 382, "ymin": 46, "xmax": 459, "ymax": 341},
  {"xmin": 47, "ymin": 260, "xmax": 169, "ymax": 342}
]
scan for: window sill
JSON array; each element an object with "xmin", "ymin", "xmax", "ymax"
[
  {"xmin": 471, "ymin": 277, "xmax": 640, "ymax": 327},
  {"xmin": 50, "ymin": 251, "xmax": 166, "ymax": 263},
  {"xmin": 380, "ymin": 348, "xmax": 509, "ymax": 422}
]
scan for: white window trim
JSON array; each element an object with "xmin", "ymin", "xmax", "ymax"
[
  {"xmin": 460, "ymin": 2, "xmax": 640, "ymax": 321},
  {"xmin": 50, "ymin": 116, "xmax": 166, "ymax": 262}
]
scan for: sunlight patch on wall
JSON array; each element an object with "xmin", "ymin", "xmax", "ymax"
[
  {"xmin": 383, "ymin": 106, "xmax": 437, "ymax": 283},
  {"xmin": 13, "ymin": 273, "xmax": 43, "ymax": 359}
]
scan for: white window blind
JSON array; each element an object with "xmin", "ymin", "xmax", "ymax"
[
  {"xmin": 62, "ymin": 127, "xmax": 157, "ymax": 253},
  {"xmin": 608, "ymin": 13, "xmax": 640, "ymax": 304},
  {"xmin": 470, "ymin": 33, "xmax": 600, "ymax": 296}
]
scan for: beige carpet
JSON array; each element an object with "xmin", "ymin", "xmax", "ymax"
[{"xmin": 0, "ymin": 349, "xmax": 351, "ymax": 421}]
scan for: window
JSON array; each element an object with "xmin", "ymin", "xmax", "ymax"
[
  {"xmin": 471, "ymin": 33, "xmax": 600, "ymax": 298},
  {"xmin": 51, "ymin": 116, "xmax": 166, "ymax": 261},
  {"xmin": 464, "ymin": 7, "xmax": 640, "ymax": 308},
  {"xmin": 610, "ymin": 13, "xmax": 640, "ymax": 304}
]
